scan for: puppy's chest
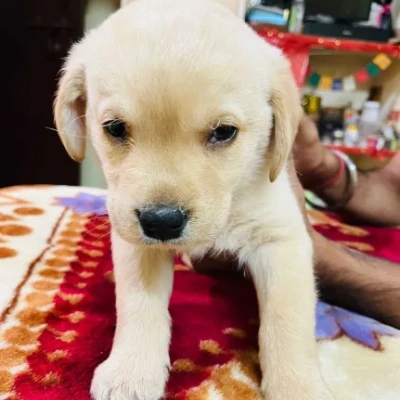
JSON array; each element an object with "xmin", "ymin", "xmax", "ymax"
[
  {"xmin": 184, "ymin": 217, "xmax": 269, "ymax": 261},
  {"xmin": 213, "ymin": 215, "xmax": 287, "ymax": 253},
  {"xmin": 213, "ymin": 178, "xmax": 303, "ymax": 253}
]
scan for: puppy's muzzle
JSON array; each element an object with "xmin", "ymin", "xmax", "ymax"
[{"xmin": 136, "ymin": 205, "xmax": 188, "ymax": 242}]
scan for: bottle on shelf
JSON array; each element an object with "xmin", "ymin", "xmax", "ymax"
[
  {"xmin": 382, "ymin": 95, "xmax": 400, "ymax": 151},
  {"xmin": 343, "ymin": 102, "xmax": 359, "ymax": 130},
  {"xmin": 359, "ymin": 101, "xmax": 381, "ymax": 149},
  {"xmin": 395, "ymin": 12, "xmax": 400, "ymax": 39},
  {"xmin": 392, "ymin": 94, "xmax": 400, "ymax": 135},
  {"xmin": 288, "ymin": 0, "xmax": 304, "ymax": 33},
  {"xmin": 302, "ymin": 93, "xmax": 321, "ymax": 124},
  {"xmin": 379, "ymin": 4, "xmax": 392, "ymax": 32},
  {"xmin": 344, "ymin": 125, "xmax": 360, "ymax": 147}
]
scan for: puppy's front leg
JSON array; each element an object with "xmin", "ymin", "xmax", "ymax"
[
  {"xmin": 245, "ymin": 236, "xmax": 335, "ymax": 400},
  {"xmin": 91, "ymin": 231, "xmax": 174, "ymax": 400}
]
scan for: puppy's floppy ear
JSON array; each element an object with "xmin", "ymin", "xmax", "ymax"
[
  {"xmin": 268, "ymin": 54, "xmax": 302, "ymax": 182},
  {"xmin": 54, "ymin": 41, "xmax": 87, "ymax": 162}
]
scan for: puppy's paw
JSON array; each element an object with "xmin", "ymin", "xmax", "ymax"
[
  {"xmin": 261, "ymin": 379, "xmax": 336, "ymax": 400},
  {"xmin": 90, "ymin": 356, "xmax": 169, "ymax": 400}
]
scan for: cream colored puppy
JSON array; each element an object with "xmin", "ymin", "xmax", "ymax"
[{"xmin": 55, "ymin": 0, "xmax": 335, "ymax": 399}]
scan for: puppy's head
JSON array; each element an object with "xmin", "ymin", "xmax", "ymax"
[{"xmin": 54, "ymin": 0, "xmax": 301, "ymax": 248}]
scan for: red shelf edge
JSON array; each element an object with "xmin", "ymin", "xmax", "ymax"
[
  {"xmin": 328, "ymin": 145, "xmax": 394, "ymax": 159},
  {"xmin": 254, "ymin": 27, "xmax": 400, "ymax": 58}
]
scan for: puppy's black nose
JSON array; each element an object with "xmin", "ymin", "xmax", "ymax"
[{"xmin": 136, "ymin": 206, "xmax": 187, "ymax": 241}]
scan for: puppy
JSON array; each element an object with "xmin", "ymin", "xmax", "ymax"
[{"xmin": 55, "ymin": 0, "xmax": 335, "ymax": 399}]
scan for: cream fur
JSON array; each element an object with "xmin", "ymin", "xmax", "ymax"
[{"xmin": 54, "ymin": 0, "xmax": 335, "ymax": 399}]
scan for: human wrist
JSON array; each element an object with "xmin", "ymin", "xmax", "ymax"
[
  {"xmin": 300, "ymin": 146, "xmax": 339, "ymax": 190},
  {"xmin": 308, "ymin": 149, "xmax": 351, "ymax": 207},
  {"xmin": 313, "ymin": 148, "xmax": 341, "ymax": 185}
]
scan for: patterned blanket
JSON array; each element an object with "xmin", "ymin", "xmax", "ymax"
[{"xmin": 0, "ymin": 185, "xmax": 399, "ymax": 400}]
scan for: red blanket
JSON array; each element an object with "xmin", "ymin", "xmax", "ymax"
[{"xmin": 0, "ymin": 186, "xmax": 399, "ymax": 400}]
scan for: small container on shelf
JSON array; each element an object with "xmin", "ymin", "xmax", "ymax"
[
  {"xmin": 382, "ymin": 98, "xmax": 400, "ymax": 151},
  {"xmin": 344, "ymin": 124, "xmax": 360, "ymax": 147},
  {"xmin": 343, "ymin": 103, "xmax": 359, "ymax": 130},
  {"xmin": 302, "ymin": 93, "xmax": 321, "ymax": 123},
  {"xmin": 359, "ymin": 101, "xmax": 381, "ymax": 149},
  {"xmin": 332, "ymin": 129, "xmax": 344, "ymax": 146}
]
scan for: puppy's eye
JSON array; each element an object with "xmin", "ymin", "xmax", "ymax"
[
  {"xmin": 103, "ymin": 120, "xmax": 127, "ymax": 139},
  {"xmin": 208, "ymin": 125, "xmax": 237, "ymax": 145}
]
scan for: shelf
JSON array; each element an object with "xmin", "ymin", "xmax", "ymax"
[
  {"xmin": 254, "ymin": 27, "xmax": 400, "ymax": 86},
  {"xmin": 255, "ymin": 28, "xmax": 400, "ymax": 57}
]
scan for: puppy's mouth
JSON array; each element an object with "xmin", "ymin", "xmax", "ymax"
[{"xmin": 139, "ymin": 235, "xmax": 190, "ymax": 249}]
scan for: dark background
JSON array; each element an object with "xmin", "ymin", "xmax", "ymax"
[{"xmin": 1, "ymin": 0, "xmax": 87, "ymax": 188}]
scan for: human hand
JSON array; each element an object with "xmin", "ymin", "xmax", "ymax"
[
  {"xmin": 292, "ymin": 116, "xmax": 326, "ymax": 183},
  {"xmin": 293, "ymin": 116, "xmax": 350, "ymax": 206}
]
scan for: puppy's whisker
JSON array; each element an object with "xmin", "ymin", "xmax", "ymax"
[
  {"xmin": 46, "ymin": 127, "xmax": 59, "ymax": 133},
  {"xmin": 95, "ymin": 230, "xmax": 112, "ymax": 243},
  {"xmin": 84, "ymin": 220, "xmax": 110, "ymax": 236},
  {"xmin": 46, "ymin": 127, "xmax": 89, "ymax": 139},
  {"xmin": 68, "ymin": 113, "xmax": 88, "ymax": 125},
  {"xmin": 83, "ymin": 220, "xmax": 111, "ymax": 241}
]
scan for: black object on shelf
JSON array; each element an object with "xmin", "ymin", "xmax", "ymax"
[
  {"xmin": 302, "ymin": 23, "xmax": 391, "ymax": 43},
  {"xmin": 304, "ymin": 0, "xmax": 373, "ymax": 22},
  {"xmin": 302, "ymin": 0, "xmax": 392, "ymax": 43},
  {"xmin": 261, "ymin": 0, "xmax": 292, "ymax": 7}
]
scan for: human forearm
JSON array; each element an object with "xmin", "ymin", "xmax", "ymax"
[
  {"xmin": 313, "ymin": 231, "xmax": 400, "ymax": 329},
  {"xmin": 194, "ymin": 232, "xmax": 400, "ymax": 329}
]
